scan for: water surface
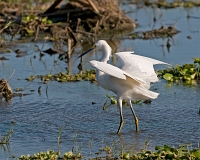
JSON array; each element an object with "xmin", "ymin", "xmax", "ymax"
[{"xmin": 0, "ymin": 3, "xmax": 200, "ymax": 159}]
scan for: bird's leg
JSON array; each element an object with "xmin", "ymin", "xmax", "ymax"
[
  {"xmin": 117, "ymin": 98, "xmax": 124, "ymax": 134},
  {"xmin": 128, "ymin": 100, "xmax": 139, "ymax": 132}
]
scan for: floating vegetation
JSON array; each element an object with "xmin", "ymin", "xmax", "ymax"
[
  {"xmin": 106, "ymin": 94, "xmax": 118, "ymax": 105},
  {"xmin": 18, "ymin": 150, "xmax": 82, "ymax": 160},
  {"xmin": 25, "ymin": 70, "xmax": 96, "ymax": 83},
  {"xmin": 18, "ymin": 150, "xmax": 59, "ymax": 160},
  {"xmin": 130, "ymin": 0, "xmax": 200, "ymax": 9},
  {"xmin": 157, "ymin": 58, "xmax": 200, "ymax": 85},
  {"xmin": 125, "ymin": 144, "xmax": 200, "ymax": 160},
  {"xmin": 18, "ymin": 150, "xmax": 83, "ymax": 160},
  {"xmin": 153, "ymin": 0, "xmax": 200, "ymax": 8},
  {"xmin": 17, "ymin": 127, "xmax": 200, "ymax": 159},
  {"xmin": 106, "ymin": 94, "xmax": 144, "ymax": 106},
  {"xmin": 17, "ymin": 144, "xmax": 200, "ymax": 160},
  {"xmin": 62, "ymin": 151, "xmax": 83, "ymax": 159},
  {"xmin": 25, "ymin": 57, "xmax": 200, "ymax": 86},
  {"xmin": 128, "ymin": 25, "xmax": 179, "ymax": 40}
]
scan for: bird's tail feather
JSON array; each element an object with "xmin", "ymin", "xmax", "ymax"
[
  {"xmin": 135, "ymin": 86, "xmax": 159, "ymax": 100},
  {"xmin": 147, "ymin": 90, "xmax": 159, "ymax": 99}
]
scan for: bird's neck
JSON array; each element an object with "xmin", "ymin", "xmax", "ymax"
[{"xmin": 100, "ymin": 46, "xmax": 111, "ymax": 63}]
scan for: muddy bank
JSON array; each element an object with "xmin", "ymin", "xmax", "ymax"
[
  {"xmin": 0, "ymin": 0, "xmax": 135, "ymax": 42},
  {"xmin": 0, "ymin": 0, "xmax": 183, "ymax": 58}
]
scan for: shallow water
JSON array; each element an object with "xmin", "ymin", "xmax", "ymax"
[{"xmin": 0, "ymin": 3, "xmax": 200, "ymax": 160}]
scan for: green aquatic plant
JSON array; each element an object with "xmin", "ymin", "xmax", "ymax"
[
  {"xmin": 157, "ymin": 58, "xmax": 200, "ymax": 85},
  {"xmin": 131, "ymin": 144, "xmax": 200, "ymax": 160},
  {"xmin": 18, "ymin": 150, "xmax": 83, "ymax": 160},
  {"xmin": 25, "ymin": 70, "xmax": 96, "ymax": 83},
  {"xmin": 106, "ymin": 94, "xmax": 117, "ymax": 104},
  {"xmin": 89, "ymin": 139, "xmax": 93, "ymax": 155},
  {"xmin": 17, "ymin": 142, "xmax": 200, "ymax": 160},
  {"xmin": 71, "ymin": 133, "xmax": 83, "ymax": 159},
  {"xmin": 18, "ymin": 150, "xmax": 59, "ymax": 160},
  {"xmin": 21, "ymin": 15, "xmax": 53, "ymax": 37},
  {"xmin": 57, "ymin": 126, "xmax": 65, "ymax": 157},
  {"xmin": 106, "ymin": 94, "xmax": 143, "ymax": 105}
]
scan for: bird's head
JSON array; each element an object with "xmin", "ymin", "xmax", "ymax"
[{"xmin": 78, "ymin": 40, "xmax": 112, "ymax": 62}]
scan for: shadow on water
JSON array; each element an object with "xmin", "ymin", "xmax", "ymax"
[{"xmin": 0, "ymin": 1, "xmax": 200, "ymax": 160}]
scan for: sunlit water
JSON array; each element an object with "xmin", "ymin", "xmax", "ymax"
[{"xmin": 0, "ymin": 3, "xmax": 200, "ymax": 160}]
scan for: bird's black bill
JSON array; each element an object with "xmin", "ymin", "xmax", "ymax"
[{"xmin": 78, "ymin": 47, "xmax": 95, "ymax": 58}]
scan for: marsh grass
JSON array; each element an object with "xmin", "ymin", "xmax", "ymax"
[
  {"xmin": 57, "ymin": 126, "xmax": 65, "ymax": 157},
  {"xmin": 0, "ymin": 123, "xmax": 14, "ymax": 145}
]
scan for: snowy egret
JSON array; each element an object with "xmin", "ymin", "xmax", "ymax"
[{"xmin": 78, "ymin": 40, "xmax": 168, "ymax": 134}]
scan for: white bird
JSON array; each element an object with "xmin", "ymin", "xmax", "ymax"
[{"xmin": 78, "ymin": 40, "xmax": 168, "ymax": 134}]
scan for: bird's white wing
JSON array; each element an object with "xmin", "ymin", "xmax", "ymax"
[
  {"xmin": 89, "ymin": 60, "xmax": 145, "ymax": 83},
  {"xmin": 115, "ymin": 52, "xmax": 168, "ymax": 83},
  {"xmin": 89, "ymin": 60, "xmax": 126, "ymax": 79}
]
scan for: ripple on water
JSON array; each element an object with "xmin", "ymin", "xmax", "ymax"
[{"xmin": 1, "ymin": 4, "xmax": 200, "ymax": 160}]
